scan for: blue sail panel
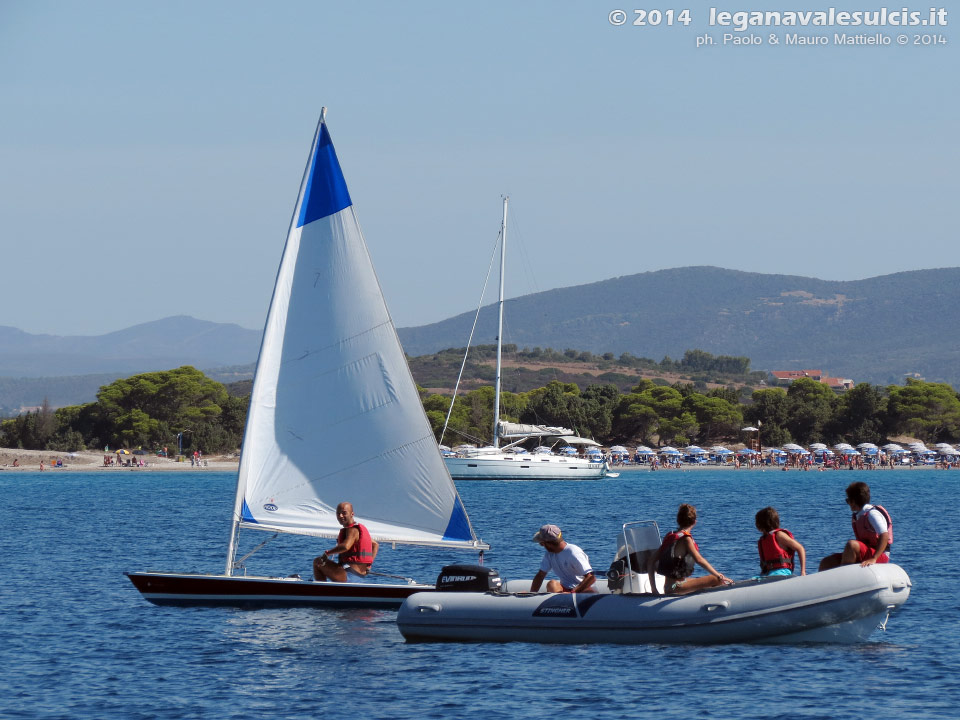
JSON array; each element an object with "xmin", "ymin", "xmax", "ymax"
[
  {"xmin": 442, "ymin": 496, "xmax": 473, "ymax": 543},
  {"xmin": 241, "ymin": 498, "xmax": 258, "ymax": 524},
  {"xmin": 297, "ymin": 122, "xmax": 352, "ymax": 227}
]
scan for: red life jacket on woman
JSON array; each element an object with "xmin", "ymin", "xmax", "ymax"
[
  {"xmin": 338, "ymin": 523, "xmax": 375, "ymax": 565},
  {"xmin": 757, "ymin": 528, "xmax": 795, "ymax": 573},
  {"xmin": 656, "ymin": 530, "xmax": 697, "ymax": 579},
  {"xmin": 852, "ymin": 505, "xmax": 893, "ymax": 552}
]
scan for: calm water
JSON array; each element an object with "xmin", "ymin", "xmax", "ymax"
[{"xmin": 1, "ymin": 467, "xmax": 957, "ymax": 719}]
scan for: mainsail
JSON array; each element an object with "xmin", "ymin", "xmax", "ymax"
[{"xmin": 229, "ymin": 111, "xmax": 484, "ymax": 568}]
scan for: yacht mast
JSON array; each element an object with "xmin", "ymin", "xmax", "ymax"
[{"xmin": 492, "ymin": 196, "xmax": 508, "ymax": 448}]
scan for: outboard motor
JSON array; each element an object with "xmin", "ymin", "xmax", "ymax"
[{"xmin": 435, "ymin": 564, "xmax": 501, "ymax": 592}]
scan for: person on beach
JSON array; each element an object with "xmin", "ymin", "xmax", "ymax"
[
  {"xmin": 313, "ymin": 502, "xmax": 379, "ymax": 582},
  {"xmin": 755, "ymin": 506, "xmax": 806, "ymax": 577},
  {"xmin": 530, "ymin": 524, "xmax": 597, "ymax": 594},
  {"xmin": 818, "ymin": 481, "xmax": 892, "ymax": 571},
  {"xmin": 648, "ymin": 503, "xmax": 732, "ymax": 595}
]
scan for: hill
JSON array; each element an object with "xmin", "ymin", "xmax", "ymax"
[
  {"xmin": 0, "ymin": 316, "xmax": 261, "ymax": 378},
  {"xmin": 397, "ymin": 266, "xmax": 960, "ymax": 387},
  {"xmin": 3, "ymin": 267, "xmax": 959, "ymax": 411}
]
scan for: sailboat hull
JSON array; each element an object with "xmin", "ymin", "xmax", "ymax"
[
  {"xmin": 397, "ymin": 564, "xmax": 911, "ymax": 644},
  {"xmin": 127, "ymin": 572, "xmax": 431, "ymax": 608},
  {"xmin": 445, "ymin": 455, "xmax": 608, "ymax": 480}
]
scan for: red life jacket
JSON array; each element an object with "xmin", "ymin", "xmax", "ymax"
[
  {"xmin": 656, "ymin": 530, "xmax": 698, "ymax": 579},
  {"xmin": 852, "ymin": 505, "xmax": 893, "ymax": 552},
  {"xmin": 757, "ymin": 528, "xmax": 795, "ymax": 573},
  {"xmin": 338, "ymin": 523, "xmax": 375, "ymax": 566}
]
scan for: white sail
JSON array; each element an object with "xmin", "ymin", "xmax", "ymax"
[
  {"xmin": 231, "ymin": 112, "xmax": 484, "ymax": 551},
  {"xmin": 497, "ymin": 421, "xmax": 572, "ymax": 438}
]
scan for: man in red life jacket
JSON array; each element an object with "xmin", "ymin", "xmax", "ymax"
[
  {"xmin": 818, "ymin": 481, "xmax": 893, "ymax": 571},
  {"xmin": 313, "ymin": 502, "xmax": 379, "ymax": 582}
]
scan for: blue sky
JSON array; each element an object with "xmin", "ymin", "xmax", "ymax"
[{"xmin": 1, "ymin": 1, "xmax": 955, "ymax": 336}]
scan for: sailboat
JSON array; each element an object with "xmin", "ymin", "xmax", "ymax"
[
  {"xmin": 443, "ymin": 198, "xmax": 614, "ymax": 481},
  {"xmin": 127, "ymin": 109, "xmax": 488, "ymax": 607}
]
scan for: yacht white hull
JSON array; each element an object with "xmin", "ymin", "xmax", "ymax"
[
  {"xmin": 445, "ymin": 455, "xmax": 608, "ymax": 480},
  {"xmin": 397, "ymin": 563, "xmax": 911, "ymax": 644}
]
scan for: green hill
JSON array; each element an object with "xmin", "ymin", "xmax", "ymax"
[{"xmin": 397, "ymin": 266, "xmax": 960, "ymax": 387}]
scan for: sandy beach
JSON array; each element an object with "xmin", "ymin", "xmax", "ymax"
[{"xmin": 0, "ymin": 447, "xmax": 240, "ymax": 472}]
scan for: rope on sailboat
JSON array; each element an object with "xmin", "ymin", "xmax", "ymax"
[
  {"xmin": 439, "ymin": 224, "xmax": 504, "ymax": 446},
  {"xmin": 232, "ymin": 532, "xmax": 279, "ymax": 572}
]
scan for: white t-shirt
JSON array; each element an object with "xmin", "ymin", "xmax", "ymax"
[
  {"xmin": 858, "ymin": 504, "xmax": 889, "ymax": 536},
  {"xmin": 539, "ymin": 543, "xmax": 593, "ymax": 589}
]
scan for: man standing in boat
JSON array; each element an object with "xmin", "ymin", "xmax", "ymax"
[
  {"xmin": 530, "ymin": 524, "xmax": 597, "ymax": 594},
  {"xmin": 313, "ymin": 502, "xmax": 379, "ymax": 582}
]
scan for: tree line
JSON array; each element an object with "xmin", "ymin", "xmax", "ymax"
[
  {"xmin": 425, "ymin": 376, "xmax": 960, "ymax": 449},
  {"xmin": 0, "ymin": 366, "xmax": 247, "ymax": 454},
  {"xmin": 3, "ymin": 367, "xmax": 960, "ymax": 453}
]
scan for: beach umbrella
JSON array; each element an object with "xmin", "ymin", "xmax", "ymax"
[
  {"xmin": 809, "ymin": 443, "xmax": 827, "ymax": 450},
  {"xmin": 610, "ymin": 445, "xmax": 627, "ymax": 452},
  {"xmin": 737, "ymin": 448, "xmax": 758, "ymax": 455},
  {"xmin": 857, "ymin": 442, "xmax": 878, "ymax": 449},
  {"xmin": 660, "ymin": 447, "xmax": 681, "ymax": 455},
  {"xmin": 783, "ymin": 443, "xmax": 804, "ymax": 451},
  {"xmin": 115, "ymin": 449, "xmax": 131, "ymax": 455},
  {"xmin": 634, "ymin": 448, "xmax": 654, "ymax": 455}
]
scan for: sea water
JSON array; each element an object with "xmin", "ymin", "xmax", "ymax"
[{"xmin": 1, "ymin": 468, "xmax": 957, "ymax": 719}]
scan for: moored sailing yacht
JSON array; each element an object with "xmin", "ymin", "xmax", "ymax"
[
  {"xmin": 443, "ymin": 198, "xmax": 613, "ymax": 481},
  {"xmin": 127, "ymin": 109, "xmax": 487, "ymax": 607}
]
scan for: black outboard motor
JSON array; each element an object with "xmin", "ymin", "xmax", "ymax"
[{"xmin": 435, "ymin": 564, "xmax": 501, "ymax": 592}]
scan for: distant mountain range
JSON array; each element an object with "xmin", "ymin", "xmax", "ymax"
[
  {"xmin": 395, "ymin": 266, "xmax": 960, "ymax": 388},
  {"xmin": 2, "ymin": 267, "xmax": 958, "ymax": 411},
  {"xmin": 0, "ymin": 316, "xmax": 261, "ymax": 378}
]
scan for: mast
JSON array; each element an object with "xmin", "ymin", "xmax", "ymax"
[
  {"xmin": 492, "ymin": 196, "xmax": 508, "ymax": 448},
  {"xmin": 224, "ymin": 110, "xmax": 327, "ymax": 575}
]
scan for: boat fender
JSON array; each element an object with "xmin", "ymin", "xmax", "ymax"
[{"xmin": 435, "ymin": 564, "xmax": 502, "ymax": 593}]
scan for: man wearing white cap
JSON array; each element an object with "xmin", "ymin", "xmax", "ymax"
[{"xmin": 530, "ymin": 524, "xmax": 597, "ymax": 594}]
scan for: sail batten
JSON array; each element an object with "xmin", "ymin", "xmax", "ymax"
[{"xmin": 231, "ymin": 112, "xmax": 485, "ymax": 561}]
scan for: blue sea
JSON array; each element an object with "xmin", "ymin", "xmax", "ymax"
[{"xmin": 1, "ymin": 467, "xmax": 957, "ymax": 719}]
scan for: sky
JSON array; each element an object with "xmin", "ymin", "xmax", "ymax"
[{"xmin": 1, "ymin": 1, "xmax": 955, "ymax": 336}]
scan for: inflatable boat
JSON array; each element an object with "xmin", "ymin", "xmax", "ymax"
[{"xmin": 397, "ymin": 522, "xmax": 912, "ymax": 644}]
